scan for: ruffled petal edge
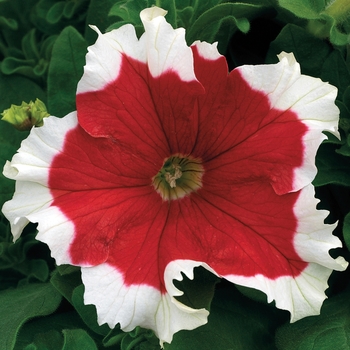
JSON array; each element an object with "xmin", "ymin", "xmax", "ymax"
[
  {"xmin": 223, "ymin": 183, "xmax": 347, "ymax": 321},
  {"xmin": 82, "ymin": 261, "xmax": 215, "ymax": 346},
  {"xmin": 2, "ymin": 113, "xmax": 78, "ymax": 264},
  {"xmin": 237, "ymin": 52, "xmax": 339, "ymax": 193}
]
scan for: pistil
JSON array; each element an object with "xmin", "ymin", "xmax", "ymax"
[{"xmin": 165, "ymin": 164, "xmax": 182, "ymax": 188}]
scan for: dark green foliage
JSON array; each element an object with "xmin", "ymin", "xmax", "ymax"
[
  {"xmin": 1, "ymin": 0, "xmax": 350, "ymax": 349},
  {"xmin": 275, "ymin": 287, "xmax": 350, "ymax": 350},
  {"xmin": 47, "ymin": 26, "xmax": 87, "ymax": 117}
]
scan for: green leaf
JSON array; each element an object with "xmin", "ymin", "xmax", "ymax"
[
  {"xmin": 343, "ymin": 211, "xmax": 350, "ymax": 251},
  {"xmin": 314, "ymin": 143, "xmax": 350, "ymax": 186},
  {"xmin": 327, "ymin": 15, "xmax": 349, "ymax": 46},
  {"xmin": 193, "ymin": 0, "xmax": 228, "ymax": 16},
  {"xmin": 21, "ymin": 29, "xmax": 40, "ymax": 61},
  {"xmin": 85, "ymin": 0, "xmax": 121, "ymax": 45},
  {"xmin": 337, "ymin": 139, "xmax": 350, "ymax": 156},
  {"xmin": 337, "ymin": 99, "xmax": 350, "ymax": 137},
  {"xmin": 0, "ymin": 121, "xmax": 26, "ymax": 208},
  {"xmin": 62, "ymin": 329, "xmax": 98, "ymax": 350},
  {"xmin": 342, "ymin": 86, "xmax": 350, "ymax": 113},
  {"xmin": 46, "ymin": 2, "xmax": 65, "ymax": 24},
  {"xmin": 19, "ymin": 330, "xmax": 63, "ymax": 350},
  {"xmin": 47, "ymin": 26, "xmax": 87, "ymax": 117},
  {"xmin": 15, "ymin": 311, "xmax": 90, "ymax": 349},
  {"xmin": 0, "ymin": 226, "xmax": 53, "ymax": 289},
  {"xmin": 108, "ymin": 0, "xmax": 147, "ymax": 24},
  {"xmin": 50, "ymin": 267, "xmax": 82, "ymax": 303},
  {"xmin": 40, "ymin": 34, "xmax": 58, "ymax": 60},
  {"xmin": 275, "ymin": 287, "xmax": 350, "ymax": 350},
  {"xmin": 1, "ymin": 57, "xmax": 37, "ymax": 79},
  {"xmin": 31, "ymin": 0, "xmax": 87, "ymax": 36},
  {"xmin": 63, "ymin": 1, "xmax": 76, "ymax": 19},
  {"xmin": 57, "ymin": 264, "xmax": 81, "ymax": 276},
  {"xmin": 277, "ymin": 0, "xmax": 325, "ymax": 19},
  {"xmin": 0, "ymin": 16, "xmax": 18, "ymax": 30},
  {"xmin": 235, "ymin": 284, "xmax": 268, "ymax": 303},
  {"xmin": 0, "ymin": 0, "xmax": 37, "ymax": 50},
  {"xmin": 165, "ymin": 285, "xmax": 285, "ymax": 349},
  {"xmin": 173, "ymin": 266, "xmax": 219, "ymax": 310},
  {"xmin": 266, "ymin": 24, "xmax": 332, "ymax": 77},
  {"xmin": 71, "ymin": 284, "xmax": 110, "ymax": 336},
  {"xmin": 0, "ymin": 71, "xmax": 46, "ymax": 109},
  {"xmin": 277, "ymin": 0, "xmax": 350, "ymax": 47},
  {"xmin": 52, "ymin": 269, "xmax": 110, "ymax": 336},
  {"xmin": 103, "ymin": 326, "xmax": 160, "ymax": 349},
  {"xmin": 0, "ymin": 73, "xmax": 45, "ymax": 208},
  {"xmin": 106, "ymin": 0, "xmax": 148, "ymax": 37},
  {"xmin": 176, "ymin": 6, "xmax": 194, "ymax": 29},
  {"xmin": 159, "ymin": 0, "xmax": 177, "ymax": 28},
  {"xmin": 186, "ymin": 3, "xmax": 266, "ymax": 52},
  {"xmin": 0, "ymin": 283, "xmax": 62, "ymax": 350},
  {"xmin": 321, "ymin": 49, "xmax": 350, "ymax": 98},
  {"xmin": 15, "ymin": 258, "xmax": 49, "ymax": 282}
]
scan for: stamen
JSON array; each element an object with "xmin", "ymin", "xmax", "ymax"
[
  {"xmin": 152, "ymin": 155, "xmax": 204, "ymax": 201},
  {"xmin": 165, "ymin": 164, "xmax": 182, "ymax": 188}
]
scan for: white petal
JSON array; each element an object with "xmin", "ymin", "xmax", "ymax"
[
  {"xmin": 2, "ymin": 112, "xmax": 78, "ymax": 249},
  {"xmin": 3, "ymin": 181, "xmax": 52, "ymax": 241},
  {"xmin": 77, "ymin": 24, "xmax": 146, "ymax": 93},
  {"xmin": 225, "ymin": 263, "xmax": 332, "ymax": 321},
  {"xmin": 294, "ymin": 184, "xmax": 348, "ymax": 271},
  {"xmin": 140, "ymin": 7, "xmax": 198, "ymax": 81},
  {"xmin": 82, "ymin": 262, "xmax": 210, "ymax": 346},
  {"xmin": 191, "ymin": 40, "xmax": 222, "ymax": 61},
  {"xmin": 78, "ymin": 6, "xmax": 198, "ymax": 96},
  {"xmin": 2, "ymin": 113, "xmax": 77, "ymax": 185},
  {"xmin": 33, "ymin": 206, "xmax": 75, "ymax": 265}
]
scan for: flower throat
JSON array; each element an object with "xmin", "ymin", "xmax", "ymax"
[{"xmin": 152, "ymin": 155, "xmax": 204, "ymax": 200}]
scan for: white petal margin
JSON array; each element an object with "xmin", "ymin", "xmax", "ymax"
[
  {"xmin": 78, "ymin": 6, "xmax": 198, "ymax": 94},
  {"xmin": 223, "ymin": 183, "xmax": 348, "ymax": 322},
  {"xmin": 191, "ymin": 40, "xmax": 222, "ymax": 61},
  {"xmin": 140, "ymin": 7, "xmax": 197, "ymax": 81},
  {"xmin": 82, "ymin": 260, "xmax": 218, "ymax": 347},
  {"xmin": 2, "ymin": 113, "xmax": 78, "ymax": 264},
  {"xmin": 237, "ymin": 52, "xmax": 339, "ymax": 193},
  {"xmin": 77, "ymin": 24, "xmax": 145, "ymax": 94}
]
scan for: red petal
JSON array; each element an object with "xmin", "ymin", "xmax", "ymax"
[
  {"xmin": 49, "ymin": 124, "xmax": 167, "ymax": 267},
  {"xmin": 50, "ymin": 118, "xmax": 306, "ymax": 287},
  {"xmin": 193, "ymin": 183, "xmax": 307, "ymax": 277},
  {"xmin": 76, "ymin": 55, "xmax": 204, "ymax": 156},
  {"xmin": 50, "ymin": 49, "xmax": 308, "ymax": 292},
  {"xmin": 191, "ymin": 45, "xmax": 307, "ymax": 195},
  {"xmin": 49, "ymin": 125, "xmax": 159, "ymax": 190}
]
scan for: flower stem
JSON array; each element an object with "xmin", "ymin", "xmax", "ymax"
[{"xmin": 325, "ymin": 0, "xmax": 350, "ymax": 23}]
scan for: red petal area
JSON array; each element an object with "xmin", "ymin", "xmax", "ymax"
[
  {"xmin": 49, "ymin": 125, "xmax": 160, "ymax": 191},
  {"xmin": 191, "ymin": 46, "xmax": 307, "ymax": 195},
  {"xmin": 191, "ymin": 185, "xmax": 307, "ymax": 278},
  {"xmin": 50, "ymin": 49, "xmax": 308, "ymax": 295},
  {"xmin": 119, "ymin": 183, "xmax": 306, "ymax": 286},
  {"xmin": 76, "ymin": 55, "xmax": 204, "ymax": 156},
  {"xmin": 49, "ymin": 124, "xmax": 166, "ymax": 266},
  {"xmin": 50, "ymin": 125, "xmax": 306, "ymax": 288}
]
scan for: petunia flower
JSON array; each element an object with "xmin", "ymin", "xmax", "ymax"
[{"xmin": 2, "ymin": 6, "xmax": 348, "ymax": 346}]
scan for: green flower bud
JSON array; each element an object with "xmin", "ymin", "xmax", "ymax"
[{"xmin": 1, "ymin": 99, "xmax": 50, "ymax": 131}]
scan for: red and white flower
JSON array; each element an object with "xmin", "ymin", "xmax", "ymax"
[{"xmin": 2, "ymin": 6, "xmax": 347, "ymax": 345}]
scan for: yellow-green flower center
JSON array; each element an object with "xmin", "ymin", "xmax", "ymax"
[{"xmin": 152, "ymin": 155, "xmax": 204, "ymax": 200}]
